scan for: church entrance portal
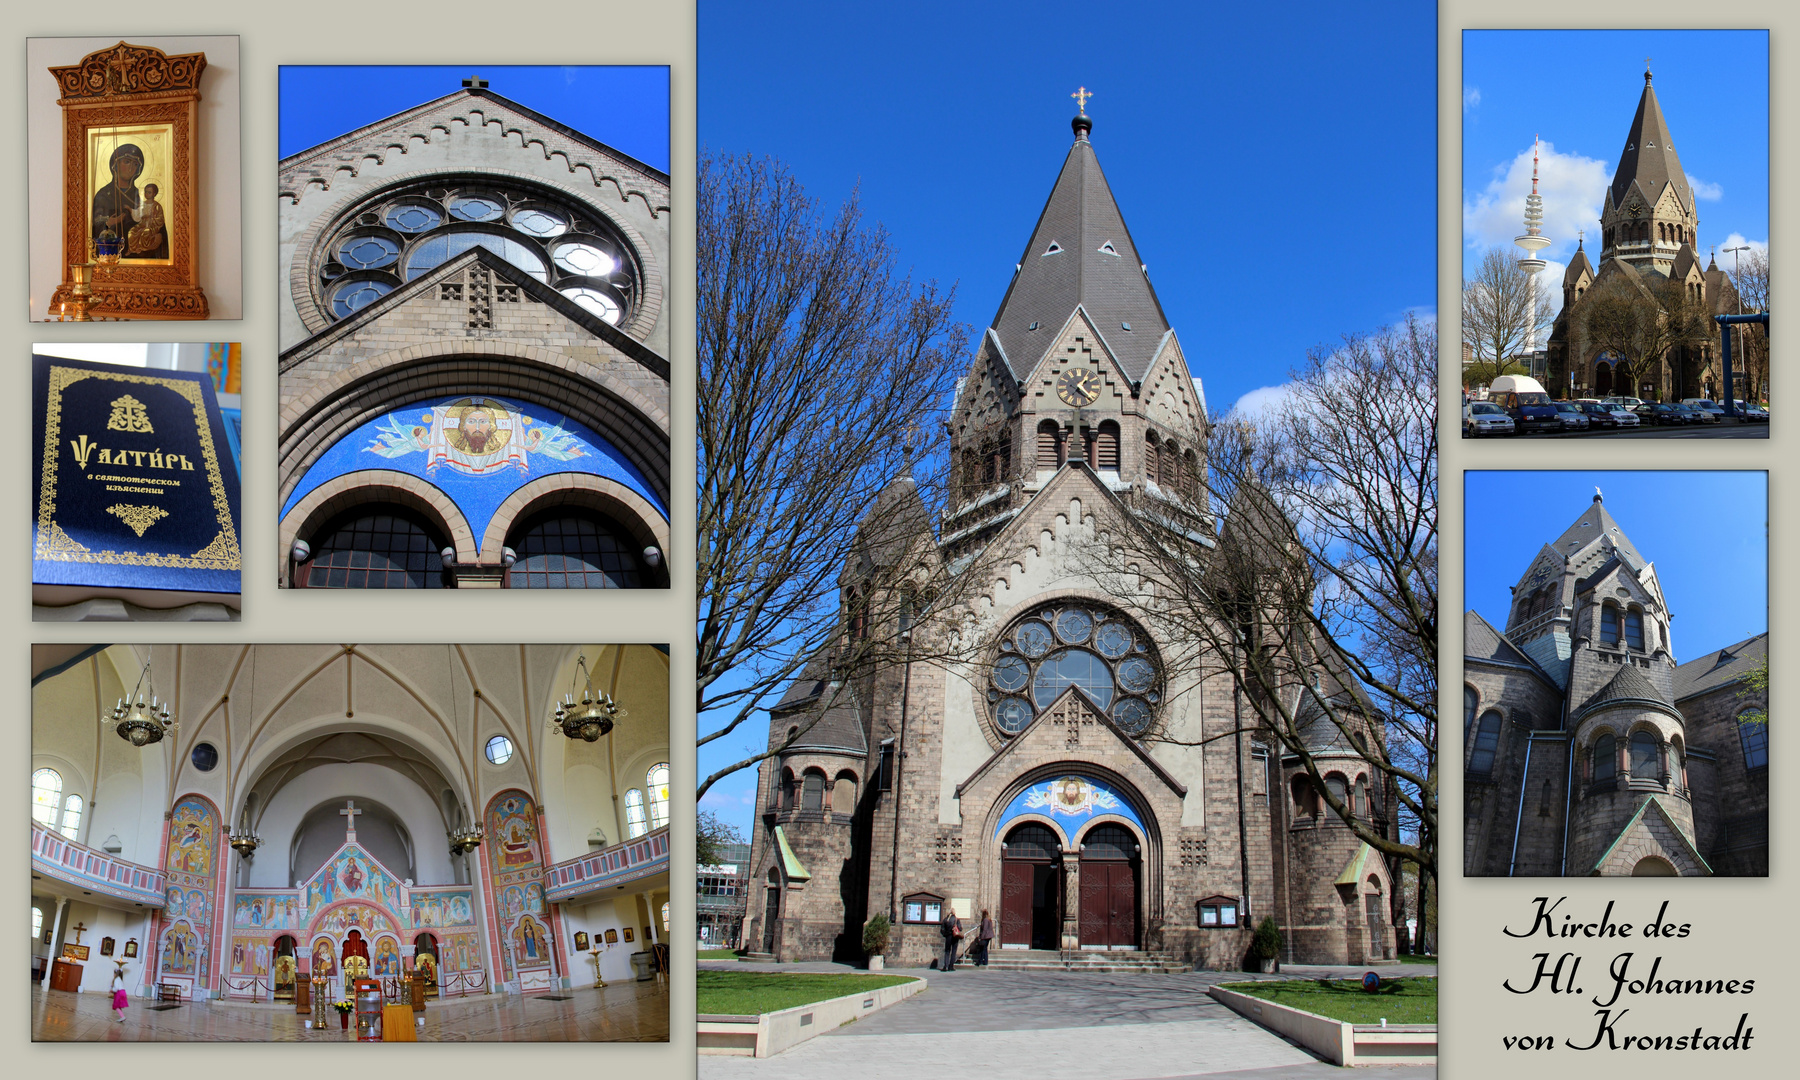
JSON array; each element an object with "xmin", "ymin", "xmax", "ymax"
[
  {"xmin": 272, "ymin": 936, "xmax": 298, "ymax": 1000},
  {"xmin": 1000, "ymin": 823, "xmax": 1061, "ymax": 949},
  {"xmin": 413, "ymin": 933, "xmax": 440, "ymax": 997},
  {"xmin": 1594, "ymin": 361, "xmax": 1612, "ymax": 397},
  {"xmin": 762, "ymin": 869, "xmax": 780, "ymax": 953},
  {"xmin": 1076, "ymin": 824, "xmax": 1138, "ymax": 949}
]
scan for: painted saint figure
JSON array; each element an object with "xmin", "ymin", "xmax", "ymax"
[
  {"xmin": 127, "ymin": 183, "xmax": 166, "ymax": 256},
  {"xmin": 91, "ymin": 143, "xmax": 168, "ymax": 260}
]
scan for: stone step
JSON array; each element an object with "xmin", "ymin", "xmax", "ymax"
[
  {"xmin": 735, "ymin": 952, "xmax": 777, "ymax": 962},
  {"xmin": 982, "ymin": 949, "xmax": 1188, "ymax": 973}
]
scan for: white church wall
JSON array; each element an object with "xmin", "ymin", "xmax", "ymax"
[
  {"xmin": 544, "ymin": 760, "xmax": 612, "ymax": 864},
  {"xmin": 93, "ymin": 769, "xmax": 147, "ymax": 865},
  {"xmin": 249, "ymin": 761, "xmax": 454, "ymax": 887},
  {"xmin": 559, "ymin": 896, "xmax": 638, "ymax": 983},
  {"xmin": 27, "ymin": 37, "xmax": 244, "ymax": 321},
  {"xmin": 63, "ymin": 900, "xmax": 148, "ymax": 995}
]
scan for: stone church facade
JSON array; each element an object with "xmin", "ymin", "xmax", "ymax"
[
  {"xmin": 1546, "ymin": 70, "xmax": 1740, "ymax": 402},
  {"xmin": 743, "ymin": 114, "xmax": 1399, "ymax": 971},
  {"xmin": 277, "ymin": 82, "xmax": 670, "ymax": 589},
  {"xmin": 1463, "ymin": 495, "xmax": 1769, "ymax": 876}
]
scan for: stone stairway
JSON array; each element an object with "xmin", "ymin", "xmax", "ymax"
[{"xmin": 980, "ymin": 948, "xmax": 1189, "ymax": 973}]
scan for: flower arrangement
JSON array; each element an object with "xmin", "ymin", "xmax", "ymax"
[{"xmin": 331, "ymin": 1000, "xmax": 354, "ymax": 1015}]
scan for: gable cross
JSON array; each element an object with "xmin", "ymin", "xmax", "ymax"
[
  {"xmin": 340, "ymin": 800, "xmax": 363, "ymax": 840},
  {"xmin": 72, "ymin": 922, "xmax": 89, "ymax": 944},
  {"xmin": 1071, "ymin": 86, "xmax": 1092, "ymax": 116},
  {"xmin": 463, "ymin": 75, "xmax": 489, "ymax": 89}
]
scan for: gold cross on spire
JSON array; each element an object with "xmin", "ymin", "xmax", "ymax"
[{"xmin": 1071, "ymin": 86, "xmax": 1092, "ymax": 116}]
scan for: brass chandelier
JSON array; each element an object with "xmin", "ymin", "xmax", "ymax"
[
  {"xmin": 107, "ymin": 653, "xmax": 176, "ymax": 746},
  {"xmin": 548, "ymin": 652, "xmax": 626, "ymax": 742},
  {"xmin": 448, "ymin": 824, "xmax": 485, "ymax": 856}
]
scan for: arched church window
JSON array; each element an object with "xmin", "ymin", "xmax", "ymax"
[
  {"xmin": 505, "ymin": 511, "xmax": 645, "ymax": 589},
  {"xmin": 624, "ymin": 789, "xmax": 648, "ymax": 838},
  {"xmin": 1737, "ymin": 711, "xmax": 1767, "ymax": 770},
  {"xmin": 1183, "ymin": 449, "xmax": 1201, "ymax": 500},
  {"xmin": 1624, "ymin": 609, "xmax": 1644, "ymax": 651},
  {"xmin": 1144, "ymin": 433, "xmax": 1159, "ymax": 486},
  {"xmin": 1593, "ymin": 733, "xmax": 1616, "ymax": 781},
  {"xmin": 1669, "ymin": 740, "xmax": 1685, "ymax": 791},
  {"xmin": 1468, "ymin": 711, "xmax": 1502, "ymax": 775},
  {"xmin": 646, "ymin": 763, "xmax": 670, "ymax": 830},
  {"xmin": 1629, "ymin": 731, "xmax": 1660, "ymax": 781},
  {"xmin": 299, "ymin": 507, "xmax": 449, "ymax": 589},
  {"xmin": 1037, "ymin": 420, "xmax": 1060, "ymax": 469},
  {"xmin": 1354, "ymin": 777, "xmax": 1368, "ymax": 817},
  {"xmin": 1324, "ymin": 773, "xmax": 1348, "ymax": 811},
  {"xmin": 31, "ymin": 768, "xmax": 63, "ymax": 830},
  {"xmin": 801, "ymin": 771, "xmax": 825, "ymax": 812},
  {"xmin": 831, "ymin": 771, "xmax": 857, "ymax": 816},
  {"xmin": 780, "ymin": 769, "xmax": 796, "ymax": 811},
  {"xmin": 1289, "ymin": 774, "xmax": 1317, "ymax": 818},
  {"xmin": 32, "ymin": 906, "xmax": 43, "ymax": 942},
  {"xmin": 1600, "ymin": 604, "xmax": 1620, "ymax": 644},
  {"xmin": 986, "ymin": 602, "xmax": 1162, "ymax": 739},
  {"xmin": 1464, "ymin": 687, "xmax": 1478, "ymax": 743},
  {"xmin": 661, "ymin": 902, "xmax": 670, "ymax": 935},
  {"xmin": 1096, "ymin": 421, "xmax": 1120, "ymax": 469},
  {"xmin": 313, "ymin": 178, "xmax": 642, "ymax": 327},
  {"xmin": 60, "ymin": 795, "xmax": 83, "ymax": 841}
]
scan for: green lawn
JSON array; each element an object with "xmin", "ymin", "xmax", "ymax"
[
  {"xmin": 697, "ymin": 970, "xmax": 918, "ymax": 1015},
  {"xmin": 696, "ymin": 948, "xmax": 742, "ymax": 960},
  {"xmin": 1219, "ymin": 977, "xmax": 1436, "ymax": 1025},
  {"xmin": 1395, "ymin": 954, "xmax": 1437, "ymax": 966}
]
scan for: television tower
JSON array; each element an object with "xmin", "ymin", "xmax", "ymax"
[{"xmin": 1514, "ymin": 136, "xmax": 1552, "ymax": 353}]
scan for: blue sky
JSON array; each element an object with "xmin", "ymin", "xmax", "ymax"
[
  {"xmin": 279, "ymin": 66, "xmax": 669, "ymax": 171},
  {"xmin": 1462, "ymin": 30, "xmax": 1768, "ymax": 317},
  {"xmin": 698, "ymin": 0, "xmax": 1437, "ymax": 833},
  {"xmin": 1465, "ymin": 472, "xmax": 1767, "ymax": 659}
]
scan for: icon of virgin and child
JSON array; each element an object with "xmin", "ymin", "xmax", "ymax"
[{"xmin": 92, "ymin": 143, "xmax": 168, "ymax": 260}]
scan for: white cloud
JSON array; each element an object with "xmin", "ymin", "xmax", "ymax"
[
  {"xmin": 1463, "ymin": 86, "xmax": 1481, "ymax": 111},
  {"xmin": 1714, "ymin": 232, "xmax": 1768, "ymax": 261},
  {"xmin": 1687, "ymin": 174, "xmax": 1723, "ymax": 201},
  {"xmin": 1464, "ymin": 140, "xmax": 1611, "ymax": 268},
  {"xmin": 1231, "ymin": 382, "xmax": 1301, "ymax": 422}
]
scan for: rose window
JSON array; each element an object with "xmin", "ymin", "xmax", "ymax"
[
  {"xmin": 315, "ymin": 179, "xmax": 641, "ymax": 326},
  {"xmin": 987, "ymin": 602, "xmax": 1162, "ymax": 737}
]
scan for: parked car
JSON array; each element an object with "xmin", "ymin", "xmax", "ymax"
[
  {"xmin": 1489, "ymin": 375, "xmax": 1562, "ymax": 434},
  {"xmin": 1635, "ymin": 403, "xmax": 1685, "ymax": 426},
  {"xmin": 1551, "ymin": 401, "xmax": 1590, "ymax": 431},
  {"xmin": 1681, "ymin": 402, "xmax": 1720, "ymax": 424},
  {"xmin": 1681, "ymin": 399, "xmax": 1727, "ymax": 421},
  {"xmin": 1737, "ymin": 402, "xmax": 1769, "ymax": 422},
  {"xmin": 1463, "ymin": 401, "xmax": 1515, "ymax": 437},
  {"xmin": 1603, "ymin": 395, "xmax": 1647, "ymax": 411},
  {"xmin": 1580, "ymin": 402, "xmax": 1639, "ymax": 428}
]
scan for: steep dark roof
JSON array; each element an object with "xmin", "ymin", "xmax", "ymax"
[
  {"xmin": 773, "ymin": 652, "xmax": 832, "ymax": 712},
  {"xmin": 1611, "ymin": 72, "xmax": 1692, "ymax": 213},
  {"xmin": 1579, "ymin": 664, "xmax": 1669, "ymax": 714},
  {"xmin": 1564, "ymin": 242, "xmax": 1594, "ymax": 285},
  {"xmin": 857, "ymin": 476, "xmax": 932, "ymax": 567},
  {"xmin": 1464, "ymin": 611, "xmax": 1536, "ymax": 669},
  {"xmin": 1550, "ymin": 495, "xmax": 1646, "ymax": 568},
  {"xmin": 771, "ymin": 652, "xmax": 867, "ymax": 756},
  {"xmin": 788, "ymin": 700, "xmax": 868, "ymax": 756},
  {"xmin": 1673, "ymin": 632, "xmax": 1767, "ymax": 701},
  {"xmin": 988, "ymin": 118, "xmax": 1171, "ymax": 383}
]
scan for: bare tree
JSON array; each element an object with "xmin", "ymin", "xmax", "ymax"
[
  {"xmin": 697, "ymin": 150, "xmax": 971, "ymax": 800},
  {"xmin": 1093, "ymin": 316, "xmax": 1439, "ymax": 943},
  {"xmin": 1576, "ymin": 275, "xmax": 1708, "ymax": 400},
  {"xmin": 1462, "ymin": 246, "xmax": 1554, "ymax": 389},
  {"xmin": 1726, "ymin": 247, "xmax": 1769, "ymax": 403}
]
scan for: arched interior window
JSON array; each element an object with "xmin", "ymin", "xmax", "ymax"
[
  {"xmin": 1738, "ymin": 712, "xmax": 1768, "ymax": 769},
  {"xmin": 1593, "ymin": 733, "xmax": 1617, "ymax": 780},
  {"xmin": 1624, "ymin": 610, "xmax": 1645, "ymax": 650},
  {"xmin": 33, "ymin": 906, "xmax": 44, "ymax": 942},
  {"xmin": 646, "ymin": 763, "xmax": 670, "ymax": 830},
  {"xmin": 506, "ymin": 511, "xmax": 645, "ymax": 589},
  {"xmin": 1600, "ymin": 605, "xmax": 1619, "ymax": 644},
  {"xmin": 1629, "ymin": 731, "xmax": 1660, "ymax": 780},
  {"xmin": 801, "ymin": 771, "xmax": 825, "ymax": 812},
  {"xmin": 31, "ymin": 768, "xmax": 63, "ymax": 829},
  {"xmin": 301, "ymin": 506, "xmax": 448, "ymax": 589},
  {"xmin": 623, "ymin": 789, "xmax": 648, "ymax": 838},
  {"xmin": 1096, "ymin": 421, "xmax": 1120, "ymax": 469},
  {"xmin": 831, "ymin": 772, "xmax": 857, "ymax": 816},
  {"xmin": 660, "ymin": 901, "xmax": 670, "ymax": 934},
  {"xmin": 60, "ymin": 794, "xmax": 83, "ymax": 841},
  {"xmin": 1468, "ymin": 711, "xmax": 1502, "ymax": 774}
]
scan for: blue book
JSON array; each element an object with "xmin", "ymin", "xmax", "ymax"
[{"xmin": 32, "ymin": 355, "xmax": 242, "ymax": 600}]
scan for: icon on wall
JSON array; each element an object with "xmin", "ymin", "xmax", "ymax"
[
  {"xmin": 604, "ymin": 929, "xmax": 618, "ymax": 944},
  {"xmin": 574, "ymin": 931, "xmax": 589, "ymax": 951},
  {"xmin": 621, "ymin": 927, "xmax": 633, "ymax": 943},
  {"xmin": 101, "ymin": 936, "xmax": 115, "ymax": 957},
  {"xmin": 123, "ymin": 938, "xmax": 138, "ymax": 958}
]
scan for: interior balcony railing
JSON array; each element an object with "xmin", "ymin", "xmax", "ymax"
[
  {"xmin": 544, "ymin": 825, "xmax": 669, "ymax": 904},
  {"xmin": 30, "ymin": 820, "xmax": 165, "ymax": 907}
]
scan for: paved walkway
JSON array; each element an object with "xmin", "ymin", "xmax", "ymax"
[
  {"xmin": 699, "ymin": 961, "xmax": 1435, "ymax": 1080},
  {"xmin": 31, "ymin": 979, "xmax": 669, "ymax": 1041}
]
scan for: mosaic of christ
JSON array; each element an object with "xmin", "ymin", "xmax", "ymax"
[{"xmin": 445, "ymin": 399, "xmax": 514, "ymax": 456}]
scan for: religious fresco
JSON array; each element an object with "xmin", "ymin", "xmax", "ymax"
[
  {"xmin": 485, "ymin": 790, "xmax": 550, "ymax": 982},
  {"xmin": 488, "ymin": 792, "xmax": 544, "ymax": 871},
  {"xmin": 228, "ymin": 935, "xmax": 271, "ymax": 976},
  {"xmin": 440, "ymin": 932, "xmax": 480, "ymax": 972},
  {"xmin": 372, "ymin": 936, "xmax": 402, "ymax": 977},
  {"xmin": 310, "ymin": 936, "xmax": 337, "ymax": 977},
  {"xmin": 511, "ymin": 915, "xmax": 550, "ymax": 966},
  {"xmin": 279, "ymin": 394, "xmax": 669, "ymax": 543},
  {"xmin": 234, "ymin": 893, "xmax": 299, "ymax": 929},
  {"xmin": 409, "ymin": 889, "xmax": 475, "ymax": 928},
  {"xmin": 992, "ymin": 775, "xmax": 1147, "ymax": 841},
  {"xmin": 311, "ymin": 901, "xmax": 396, "ymax": 938},
  {"xmin": 498, "ymin": 884, "xmax": 547, "ymax": 921},
  {"xmin": 302, "ymin": 844, "xmax": 403, "ymax": 914},
  {"xmin": 159, "ymin": 794, "xmax": 220, "ymax": 986}
]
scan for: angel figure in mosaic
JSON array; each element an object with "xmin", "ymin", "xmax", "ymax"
[
  {"xmin": 367, "ymin": 414, "xmax": 431, "ymax": 458},
  {"xmin": 521, "ymin": 421, "xmax": 586, "ymax": 461}
]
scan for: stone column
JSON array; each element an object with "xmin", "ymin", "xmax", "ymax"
[{"xmin": 1060, "ymin": 859, "xmax": 1080, "ymax": 951}]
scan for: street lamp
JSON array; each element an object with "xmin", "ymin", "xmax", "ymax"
[{"xmin": 1723, "ymin": 245, "xmax": 1751, "ymax": 408}]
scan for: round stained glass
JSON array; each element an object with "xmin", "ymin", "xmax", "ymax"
[
  {"xmin": 1094, "ymin": 622, "xmax": 1133, "ymax": 659},
  {"xmin": 449, "ymin": 194, "xmax": 505, "ymax": 221},
  {"xmin": 385, "ymin": 203, "xmax": 442, "ymax": 233},
  {"xmin": 404, "ymin": 231, "xmax": 547, "ymax": 282},
  {"xmin": 562, "ymin": 286, "xmax": 621, "ymax": 324},
  {"xmin": 331, "ymin": 278, "xmax": 394, "ymax": 318},
  {"xmin": 992, "ymin": 655, "xmax": 1031, "ymax": 693},
  {"xmin": 338, "ymin": 235, "xmax": 399, "ymax": 270},
  {"xmin": 191, "ymin": 742, "xmax": 219, "ymax": 772},
  {"xmin": 512, "ymin": 208, "xmax": 567, "ymax": 238},
  {"xmin": 1014, "ymin": 621, "xmax": 1053, "ymax": 658},
  {"xmin": 1113, "ymin": 698, "xmax": 1152, "ymax": 735},
  {"xmin": 996, "ymin": 697, "xmax": 1033, "ymax": 734},
  {"xmin": 552, "ymin": 242, "xmax": 616, "ymax": 277},
  {"xmin": 1118, "ymin": 656, "xmax": 1157, "ymax": 694},
  {"xmin": 1033, "ymin": 649, "xmax": 1114, "ymax": 709},
  {"xmin": 1055, "ymin": 608, "xmax": 1093, "ymax": 644}
]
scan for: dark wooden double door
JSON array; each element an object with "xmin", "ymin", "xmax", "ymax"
[{"xmin": 1078, "ymin": 859, "xmax": 1137, "ymax": 949}]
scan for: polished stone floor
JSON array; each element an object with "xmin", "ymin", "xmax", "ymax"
[{"xmin": 31, "ymin": 979, "xmax": 669, "ymax": 1042}]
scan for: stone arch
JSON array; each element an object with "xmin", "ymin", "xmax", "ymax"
[
  {"xmin": 799, "ymin": 768, "xmax": 827, "ymax": 812},
  {"xmin": 279, "ymin": 469, "xmax": 478, "ymax": 578},
  {"xmin": 1631, "ymin": 855, "xmax": 1678, "ymax": 876},
  {"xmin": 830, "ymin": 770, "xmax": 858, "ymax": 817},
  {"xmin": 480, "ymin": 472, "xmax": 669, "ymax": 566}
]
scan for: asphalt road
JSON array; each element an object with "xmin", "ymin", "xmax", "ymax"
[{"xmin": 1465, "ymin": 423, "xmax": 1768, "ymax": 440}]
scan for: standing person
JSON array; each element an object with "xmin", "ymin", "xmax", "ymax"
[
  {"xmin": 939, "ymin": 906, "xmax": 963, "ymax": 971},
  {"xmin": 110, "ymin": 962, "xmax": 129, "ymax": 1022},
  {"xmin": 975, "ymin": 909, "xmax": 996, "ymax": 967}
]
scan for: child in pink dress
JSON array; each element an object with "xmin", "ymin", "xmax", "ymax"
[{"xmin": 111, "ymin": 962, "xmax": 129, "ymax": 1021}]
